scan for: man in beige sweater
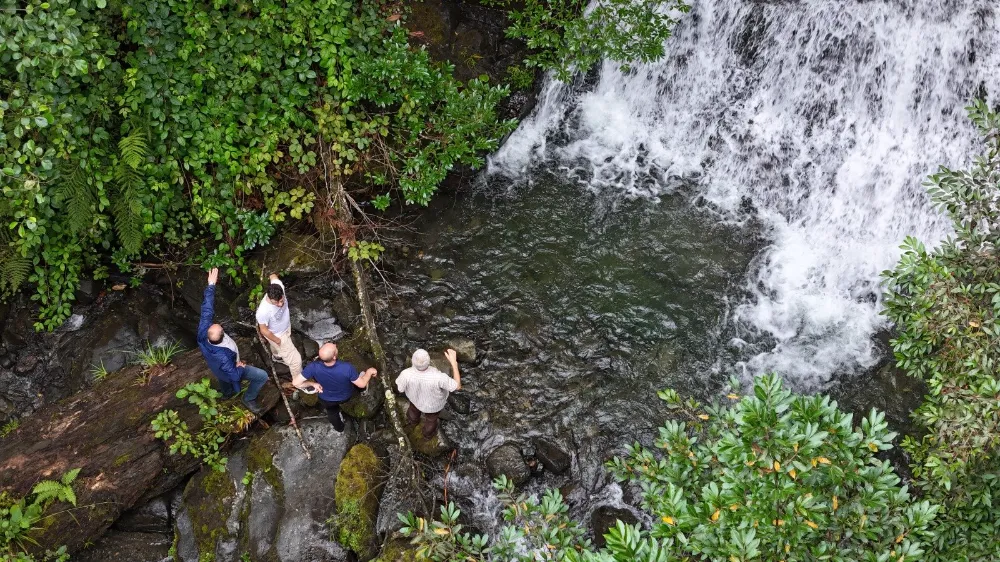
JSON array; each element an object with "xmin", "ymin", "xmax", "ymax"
[{"xmin": 396, "ymin": 348, "xmax": 461, "ymax": 438}]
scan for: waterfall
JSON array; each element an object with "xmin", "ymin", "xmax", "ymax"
[{"xmin": 490, "ymin": 0, "xmax": 1000, "ymax": 386}]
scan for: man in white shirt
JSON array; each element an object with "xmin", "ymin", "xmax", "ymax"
[
  {"xmin": 256, "ymin": 273, "xmax": 306, "ymax": 389},
  {"xmin": 396, "ymin": 348, "xmax": 461, "ymax": 438}
]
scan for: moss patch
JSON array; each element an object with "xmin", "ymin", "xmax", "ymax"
[
  {"xmin": 185, "ymin": 467, "xmax": 236, "ymax": 560},
  {"xmin": 373, "ymin": 538, "xmax": 420, "ymax": 562},
  {"xmin": 332, "ymin": 444, "xmax": 384, "ymax": 560}
]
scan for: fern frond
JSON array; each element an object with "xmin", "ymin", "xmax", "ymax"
[
  {"xmin": 0, "ymin": 246, "xmax": 31, "ymax": 298},
  {"xmin": 112, "ymin": 185, "xmax": 143, "ymax": 256},
  {"xmin": 118, "ymin": 129, "xmax": 148, "ymax": 171},
  {"xmin": 60, "ymin": 168, "xmax": 96, "ymax": 233},
  {"xmin": 30, "ymin": 480, "xmax": 65, "ymax": 504},
  {"xmin": 61, "ymin": 468, "xmax": 81, "ymax": 486}
]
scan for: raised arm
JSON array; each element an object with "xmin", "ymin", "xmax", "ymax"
[
  {"xmin": 444, "ymin": 349, "xmax": 461, "ymax": 391},
  {"xmin": 197, "ymin": 268, "xmax": 219, "ymax": 343}
]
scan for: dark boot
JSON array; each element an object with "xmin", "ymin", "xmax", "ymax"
[{"xmin": 243, "ymin": 398, "xmax": 264, "ymax": 415}]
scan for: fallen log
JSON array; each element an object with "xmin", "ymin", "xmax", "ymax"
[{"xmin": 0, "ymin": 349, "xmax": 279, "ymax": 555}]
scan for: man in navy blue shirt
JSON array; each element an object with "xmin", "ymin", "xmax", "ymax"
[
  {"xmin": 197, "ymin": 268, "xmax": 269, "ymax": 414},
  {"xmin": 302, "ymin": 342, "xmax": 377, "ymax": 431}
]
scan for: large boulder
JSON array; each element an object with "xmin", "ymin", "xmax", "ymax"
[
  {"xmin": 0, "ymin": 350, "xmax": 279, "ymax": 556},
  {"xmin": 486, "ymin": 444, "xmax": 530, "ymax": 486},
  {"xmin": 172, "ymin": 420, "xmax": 355, "ymax": 562},
  {"xmin": 331, "ymin": 444, "xmax": 386, "ymax": 561},
  {"xmin": 532, "ymin": 437, "xmax": 572, "ymax": 475}
]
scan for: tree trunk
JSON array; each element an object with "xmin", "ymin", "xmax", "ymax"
[{"xmin": 0, "ymin": 350, "xmax": 279, "ymax": 554}]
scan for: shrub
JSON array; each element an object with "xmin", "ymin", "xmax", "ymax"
[
  {"xmin": 401, "ymin": 375, "xmax": 938, "ymax": 561},
  {"xmin": 881, "ymin": 100, "xmax": 1000, "ymax": 561},
  {"xmin": 0, "ymin": 469, "xmax": 79, "ymax": 561}
]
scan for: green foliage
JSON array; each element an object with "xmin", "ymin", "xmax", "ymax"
[
  {"xmin": 347, "ymin": 241, "xmax": 385, "ymax": 263},
  {"xmin": 89, "ymin": 361, "xmax": 109, "ymax": 382},
  {"xmin": 2, "ymin": 0, "xmax": 516, "ymax": 329},
  {"xmin": 0, "ymin": 420, "xmax": 18, "ymax": 438},
  {"xmin": 401, "ymin": 376, "xmax": 939, "ymax": 562},
  {"xmin": 484, "ymin": 0, "xmax": 690, "ymax": 81},
  {"xmin": 881, "ymin": 100, "xmax": 1000, "ymax": 561},
  {"xmin": 132, "ymin": 341, "xmax": 183, "ymax": 369},
  {"xmin": 151, "ymin": 378, "xmax": 254, "ymax": 472},
  {"xmin": 0, "ymin": 469, "xmax": 79, "ymax": 560}
]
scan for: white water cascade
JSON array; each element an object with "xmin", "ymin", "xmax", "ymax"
[{"xmin": 491, "ymin": 0, "xmax": 1000, "ymax": 386}]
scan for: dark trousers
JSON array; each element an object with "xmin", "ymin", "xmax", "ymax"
[
  {"xmin": 407, "ymin": 402, "xmax": 440, "ymax": 438},
  {"xmin": 319, "ymin": 397, "xmax": 348, "ymax": 432}
]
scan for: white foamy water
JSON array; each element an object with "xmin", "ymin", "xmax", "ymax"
[{"xmin": 491, "ymin": 0, "xmax": 1000, "ymax": 386}]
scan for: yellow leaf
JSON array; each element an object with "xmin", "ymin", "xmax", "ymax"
[
  {"xmin": 785, "ymin": 544, "xmax": 790, "ymax": 553},
  {"xmin": 970, "ymin": 320, "xmax": 981, "ymax": 328},
  {"xmin": 746, "ymin": 460, "xmax": 755, "ymax": 467},
  {"xmin": 868, "ymin": 442, "xmax": 879, "ymax": 452},
  {"xmin": 711, "ymin": 509, "xmax": 720, "ymax": 522},
  {"xmin": 729, "ymin": 503, "xmax": 739, "ymax": 511},
  {"xmin": 793, "ymin": 443, "xmax": 799, "ymax": 452},
  {"xmin": 833, "ymin": 496, "xmax": 838, "ymax": 511},
  {"xmin": 773, "ymin": 461, "xmax": 781, "ymax": 471},
  {"xmin": 895, "ymin": 533, "xmax": 905, "ymax": 543},
  {"xmin": 817, "ymin": 457, "xmax": 831, "ymax": 465},
  {"xmin": 773, "ymin": 519, "xmax": 784, "ymax": 526},
  {"xmin": 661, "ymin": 516, "xmax": 675, "ymax": 525},
  {"xmin": 805, "ymin": 520, "xmax": 818, "ymax": 530},
  {"xmin": 698, "ymin": 414, "xmax": 710, "ymax": 420},
  {"xmin": 789, "ymin": 469, "xmax": 797, "ymax": 479},
  {"xmin": 727, "ymin": 393, "xmax": 740, "ymax": 400},
  {"xmin": 433, "ymin": 527, "xmax": 450, "ymax": 535}
]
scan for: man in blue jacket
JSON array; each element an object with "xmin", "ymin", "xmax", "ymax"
[{"xmin": 197, "ymin": 268, "xmax": 269, "ymax": 414}]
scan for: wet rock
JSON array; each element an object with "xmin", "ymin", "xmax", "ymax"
[
  {"xmin": 331, "ymin": 444, "xmax": 386, "ymax": 561},
  {"xmin": 290, "ymin": 295, "xmax": 344, "ymax": 344},
  {"xmin": 73, "ymin": 531, "xmax": 172, "ymax": 562},
  {"xmin": 341, "ymin": 387, "xmax": 383, "ymax": 419},
  {"xmin": 486, "ymin": 444, "xmax": 530, "ymax": 486},
  {"xmin": 14, "ymin": 354, "xmax": 38, "ymax": 374},
  {"xmin": 56, "ymin": 313, "xmax": 86, "ymax": 332},
  {"xmin": 442, "ymin": 463, "xmax": 485, "ymax": 499},
  {"xmin": 532, "ymin": 437, "xmax": 571, "ymax": 475},
  {"xmin": 407, "ymin": 423, "xmax": 453, "ymax": 458},
  {"xmin": 331, "ymin": 291, "xmax": 362, "ymax": 332},
  {"xmin": 445, "ymin": 338, "xmax": 477, "ymax": 363},
  {"xmin": 113, "ymin": 494, "xmax": 172, "ymax": 533},
  {"xmin": 173, "ymin": 420, "xmax": 354, "ymax": 562},
  {"xmin": 253, "ymin": 233, "xmax": 329, "ymax": 276},
  {"xmin": 75, "ymin": 278, "xmax": 100, "ymax": 306},
  {"xmin": 447, "ymin": 393, "xmax": 471, "ymax": 415},
  {"xmin": 591, "ymin": 506, "xmax": 640, "ymax": 548}
]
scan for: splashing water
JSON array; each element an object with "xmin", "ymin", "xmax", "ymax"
[{"xmin": 491, "ymin": 0, "xmax": 1000, "ymax": 387}]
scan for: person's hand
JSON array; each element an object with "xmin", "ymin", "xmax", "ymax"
[
  {"xmin": 305, "ymin": 383, "xmax": 323, "ymax": 393},
  {"xmin": 236, "ymin": 361, "xmax": 246, "ymax": 368},
  {"xmin": 207, "ymin": 268, "xmax": 219, "ymax": 286},
  {"xmin": 444, "ymin": 349, "xmax": 458, "ymax": 365},
  {"xmin": 366, "ymin": 367, "xmax": 378, "ymax": 377}
]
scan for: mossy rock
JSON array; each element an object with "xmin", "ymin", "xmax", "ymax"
[
  {"xmin": 341, "ymin": 387, "xmax": 382, "ymax": 419},
  {"xmin": 373, "ymin": 538, "xmax": 420, "ymax": 562},
  {"xmin": 332, "ymin": 444, "xmax": 385, "ymax": 561}
]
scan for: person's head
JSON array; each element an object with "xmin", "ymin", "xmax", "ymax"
[
  {"xmin": 411, "ymin": 349, "xmax": 430, "ymax": 371},
  {"xmin": 266, "ymin": 283, "xmax": 285, "ymax": 307},
  {"xmin": 208, "ymin": 323, "xmax": 224, "ymax": 344},
  {"xmin": 319, "ymin": 342, "xmax": 338, "ymax": 364}
]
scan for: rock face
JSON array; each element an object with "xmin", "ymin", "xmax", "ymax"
[
  {"xmin": 74, "ymin": 530, "xmax": 173, "ymax": 562},
  {"xmin": 486, "ymin": 443, "xmax": 530, "ymax": 486},
  {"xmin": 0, "ymin": 350, "xmax": 279, "ymax": 556},
  {"xmin": 173, "ymin": 420, "xmax": 354, "ymax": 562}
]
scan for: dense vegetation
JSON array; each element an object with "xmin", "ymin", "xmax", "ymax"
[
  {"xmin": 1, "ymin": 0, "xmax": 513, "ymax": 330},
  {"xmin": 1, "ymin": 0, "xmax": 690, "ymax": 331},
  {"xmin": 882, "ymin": 100, "xmax": 1000, "ymax": 561},
  {"xmin": 404, "ymin": 375, "xmax": 938, "ymax": 561},
  {"xmin": 0, "ymin": 470, "xmax": 79, "ymax": 562}
]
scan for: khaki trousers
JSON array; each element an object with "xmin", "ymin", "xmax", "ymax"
[{"xmin": 267, "ymin": 327, "xmax": 302, "ymax": 380}]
